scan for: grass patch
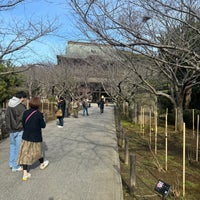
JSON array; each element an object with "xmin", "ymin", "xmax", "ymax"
[{"xmin": 118, "ymin": 118, "xmax": 200, "ymax": 200}]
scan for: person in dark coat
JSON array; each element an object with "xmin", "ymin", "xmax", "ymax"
[
  {"xmin": 99, "ymin": 97, "xmax": 105, "ymax": 114},
  {"xmin": 18, "ymin": 97, "xmax": 49, "ymax": 181},
  {"xmin": 57, "ymin": 96, "xmax": 66, "ymax": 128},
  {"xmin": 5, "ymin": 91, "xmax": 27, "ymax": 172}
]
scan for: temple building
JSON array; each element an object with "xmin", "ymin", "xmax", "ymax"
[{"xmin": 57, "ymin": 41, "xmax": 119, "ymax": 102}]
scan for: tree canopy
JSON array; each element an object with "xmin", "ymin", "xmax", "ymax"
[{"xmin": 70, "ymin": 0, "xmax": 200, "ymax": 131}]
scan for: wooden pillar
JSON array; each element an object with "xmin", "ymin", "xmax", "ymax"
[
  {"xmin": 155, "ymin": 111, "xmax": 158, "ymax": 155},
  {"xmin": 175, "ymin": 108, "xmax": 177, "ymax": 132},
  {"xmin": 192, "ymin": 109, "xmax": 195, "ymax": 137},
  {"xmin": 196, "ymin": 115, "xmax": 199, "ymax": 162},
  {"xmin": 41, "ymin": 102, "xmax": 44, "ymax": 113},
  {"xmin": 121, "ymin": 128, "xmax": 125, "ymax": 148},
  {"xmin": 165, "ymin": 108, "xmax": 168, "ymax": 171},
  {"xmin": 183, "ymin": 123, "xmax": 186, "ymax": 197},
  {"xmin": 130, "ymin": 154, "xmax": 136, "ymax": 194},
  {"xmin": 125, "ymin": 137, "xmax": 129, "ymax": 165},
  {"xmin": 149, "ymin": 110, "xmax": 152, "ymax": 146}
]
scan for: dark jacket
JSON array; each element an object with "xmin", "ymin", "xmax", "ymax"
[
  {"xmin": 5, "ymin": 97, "xmax": 26, "ymax": 132},
  {"xmin": 22, "ymin": 108, "xmax": 46, "ymax": 142},
  {"xmin": 57, "ymin": 99, "xmax": 66, "ymax": 118},
  {"xmin": 99, "ymin": 99, "xmax": 105, "ymax": 109}
]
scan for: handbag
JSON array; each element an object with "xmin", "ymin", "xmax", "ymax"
[{"xmin": 55, "ymin": 109, "xmax": 63, "ymax": 117}]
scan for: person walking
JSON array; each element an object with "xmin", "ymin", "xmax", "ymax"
[
  {"xmin": 82, "ymin": 98, "xmax": 89, "ymax": 116},
  {"xmin": 99, "ymin": 97, "xmax": 105, "ymax": 114},
  {"xmin": 72, "ymin": 98, "xmax": 79, "ymax": 118},
  {"xmin": 57, "ymin": 96, "xmax": 66, "ymax": 128},
  {"xmin": 5, "ymin": 91, "xmax": 27, "ymax": 172},
  {"xmin": 18, "ymin": 97, "xmax": 49, "ymax": 181}
]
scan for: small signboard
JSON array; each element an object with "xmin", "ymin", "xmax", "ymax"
[{"xmin": 154, "ymin": 179, "xmax": 170, "ymax": 197}]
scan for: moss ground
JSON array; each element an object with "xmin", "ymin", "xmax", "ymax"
[{"xmin": 118, "ymin": 119, "xmax": 200, "ymax": 200}]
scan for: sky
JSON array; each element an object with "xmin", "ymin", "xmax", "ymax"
[{"xmin": 0, "ymin": 0, "xmax": 84, "ymax": 66}]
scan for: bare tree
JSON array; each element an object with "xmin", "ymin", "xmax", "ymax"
[
  {"xmin": 0, "ymin": 0, "xmax": 23, "ymax": 11},
  {"xmin": 22, "ymin": 63, "xmax": 55, "ymax": 98},
  {"xmin": 22, "ymin": 59, "xmax": 88, "ymax": 102},
  {"xmin": 70, "ymin": 0, "xmax": 200, "ymax": 131},
  {"xmin": 0, "ymin": 0, "xmax": 59, "ymax": 76}
]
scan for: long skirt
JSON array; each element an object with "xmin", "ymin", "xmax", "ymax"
[{"xmin": 18, "ymin": 140, "xmax": 43, "ymax": 165}]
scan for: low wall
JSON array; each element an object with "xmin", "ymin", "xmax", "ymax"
[
  {"xmin": 0, "ymin": 102, "xmax": 58, "ymax": 141},
  {"xmin": 0, "ymin": 108, "xmax": 8, "ymax": 139}
]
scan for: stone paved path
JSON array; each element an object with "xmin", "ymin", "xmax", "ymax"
[{"xmin": 0, "ymin": 103, "xmax": 123, "ymax": 200}]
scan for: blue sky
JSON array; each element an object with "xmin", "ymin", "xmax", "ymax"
[{"xmin": 1, "ymin": 0, "xmax": 84, "ymax": 66}]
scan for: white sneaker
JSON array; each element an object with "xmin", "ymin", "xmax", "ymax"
[
  {"xmin": 22, "ymin": 173, "xmax": 31, "ymax": 181},
  {"xmin": 12, "ymin": 166, "xmax": 23, "ymax": 172},
  {"xmin": 40, "ymin": 160, "xmax": 49, "ymax": 170},
  {"xmin": 57, "ymin": 125, "xmax": 63, "ymax": 128}
]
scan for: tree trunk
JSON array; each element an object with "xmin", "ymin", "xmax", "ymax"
[
  {"xmin": 184, "ymin": 88, "xmax": 192, "ymax": 109},
  {"xmin": 128, "ymin": 100, "xmax": 135, "ymax": 123},
  {"xmin": 176, "ymin": 106, "xmax": 184, "ymax": 132},
  {"xmin": 173, "ymin": 88, "xmax": 184, "ymax": 132}
]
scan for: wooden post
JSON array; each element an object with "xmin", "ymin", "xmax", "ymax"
[
  {"xmin": 196, "ymin": 115, "xmax": 199, "ymax": 162},
  {"xmin": 126, "ymin": 102, "xmax": 129, "ymax": 118},
  {"xmin": 26, "ymin": 99, "xmax": 29, "ymax": 109},
  {"xmin": 165, "ymin": 108, "xmax": 168, "ymax": 171},
  {"xmin": 51, "ymin": 102, "xmax": 54, "ymax": 119},
  {"xmin": 155, "ymin": 111, "xmax": 158, "ymax": 155},
  {"xmin": 192, "ymin": 109, "xmax": 195, "ymax": 137},
  {"xmin": 123, "ymin": 101, "xmax": 125, "ymax": 115},
  {"xmin": 134, "ymin": 104, "xmax": 137, "ymax": 124},
  {"xmin": 175, "ymin": 108, "xmax": 177, "ymax": 132},
  {"xmin": 117, "ymin": 125, "xmax": 122, "ymax": 146},
  {"xmin": 130, "ymin": 154, "xmax": 136, "ymax": 194},
  {"xmin": 142, "ymin": 108, "xmax": 145, "ymax": 137},
  {"xmin": 121, "ymin": 128, "xmax": 125, "ymax": 148},
  {"xmin": 183, "ymin": 123, "xmax": 186, "ymax": 197},
  {"xmin": 41, "ymin": 102, "xmax": 44, "ymax": 113},
  {"xmin": 140, "ymin": 106, "xmax": 142, "ymax": 134},
  {"xmin": 125, "ymin": 137, "xmax": 129, "ymax": 165},
  {"xmin": 149, "ymin": 110, "xmax": 152, "ymax": 146}
]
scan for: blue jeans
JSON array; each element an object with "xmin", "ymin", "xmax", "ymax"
[
  {"xmin": 58, "ymin": 117, "xmax": 64, "ymax": 126},
  {"xmin": 83, "ymin": 107, "xmax": 89, "ymax": 116},
  {"xmin": 9, "ymin": 131, "xmax": 23, "ymax": 169}
]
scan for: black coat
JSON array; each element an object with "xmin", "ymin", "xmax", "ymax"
[
  {"xmin": 57, "ymin": 100, "xmax": 66, "ymax": 118},
  {"xmin": 22, "ymin": 108, "xmax": 46, "ymax": 142},
  {"xmin": 99, "ymin": 100, "xmax": 105, "ymax": 109}
]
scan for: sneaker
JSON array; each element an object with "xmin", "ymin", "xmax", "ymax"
[
  {"xmin": 12, "ymin": 166, "xmax": 23, "ymax": 172},
  {"xmin": 22, "ymin": 173, "xmax": 31, "ymax": 181},
  {"xmin": 40, "ymin": 160, "xmax": 49, "ymax": 170},
  {"xmin": 57, "ymin": 125, "xmax": 63, "ymax": 128}
]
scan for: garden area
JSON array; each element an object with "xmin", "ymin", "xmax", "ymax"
[{"xmin": 117, "ymin": 114, "xmax": 200, "ymax": 200}]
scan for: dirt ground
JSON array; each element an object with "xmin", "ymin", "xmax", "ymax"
[{"xmin": 118, "ymin": 120, "xmax": 200, "ymax": 200}]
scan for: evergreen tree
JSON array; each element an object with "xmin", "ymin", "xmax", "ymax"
[{"xmin": 0, "ymin": 63, "xmax": 23, "ymax": 106}]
